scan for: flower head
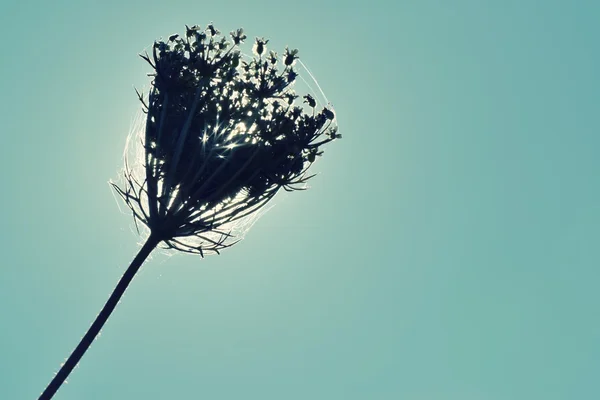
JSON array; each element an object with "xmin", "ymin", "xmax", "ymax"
[
  {"xmin": 113, "ymin": 24, "xmax": 339, "ymax": 256},
  {"xmin": 284, "ymin": 47, "xmax": 299, "ymax": 66},
  {"xmin": 230, "ymin": 28, "xmax": 247, "ymax": 45},
  {"xmin": 206, "ymin": 23, "xmax": 220, "ymax": 36},
  {"xmin": 253, "ymin": 37, "xmax": 269, "ymax": 56}
]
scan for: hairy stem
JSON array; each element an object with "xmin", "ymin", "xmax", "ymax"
[{"xmin": 39, "ymin": 234, "xmax": 161, "ymax": 400}]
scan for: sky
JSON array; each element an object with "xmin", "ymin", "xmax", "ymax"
[{"xmin": 0, "ymin": 0, "xmax": 599, "ymax": 399}]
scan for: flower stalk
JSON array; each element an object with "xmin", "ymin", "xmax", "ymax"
[{"xmin": 39, "ymin": 235, "xmax": 160, "ymax": 400}]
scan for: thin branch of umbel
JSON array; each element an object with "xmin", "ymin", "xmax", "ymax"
[{"xmin": 38, "ymin": 23, "xmax": 339, "ymax": 400}]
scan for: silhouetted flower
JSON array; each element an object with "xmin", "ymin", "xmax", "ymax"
[
  {"xmin": 186, "ymin": 24, "xmax": 200, "ymax": 37},
  {"xmin": 304, "ymin": 94, "xmax": 316, "ymax": 108},
  {"xmin": 322, "ymin": 107, "xmax": 335, "ymax": 120},
  {"xmin": 253, "ymin": 37, "xmax": 269, "ymax": 56},
  {"xmin": 114, "ymin": 23, "xmax": 339, "ymax": 255},
  {"xmin": 268, "ymin": 50, "xmax": 278, "ymax": 65},
  {"xmin": 230, "ymin": 28, "xmax": 247, "ymax": 45},
  {"xmin": 206, "ymin": 23, "xmax": 219, "ymax": 36},
  {"xmin": 39, "ymin": 22, "xmax": 339, "ymax": 400},
  {"xmin": 284, "ymin": 47, "xmax": 299, "ymax": 66}
]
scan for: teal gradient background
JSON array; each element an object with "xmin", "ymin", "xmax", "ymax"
[{"xmin": 1, "ymin": 1, "xmax": 599, "ymax": 399}]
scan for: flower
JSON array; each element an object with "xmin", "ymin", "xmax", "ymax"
[
  {"xmin": 206, "ymin": 23, "xmax": 220, "ymax": 36},
  {"xmin": 268, "ymin": 50, "xmax": 278, "ymax": 65},
  {"xmin": 230, "ymin": 28, "xmax": 247, "ymax": 45},
  {"xmin": 114, "ymin": 23, "xmax": 339, "ymax": 256},
  {"xmin": 39, "ymin": 23, "xmax": 340, "ymax": 400},
  {"xmin": 284, "ymin": 47, "xmax": 299, "ymax": 66},
  {"xmin": 303, "ymin": 94, "xmax": 316, "ymax": 108},
  {"xmin": 185, "ymin": 24, "xmax": 200, "ymax": 37},
  {"xmin": 253, "ymin": 37, "xmax": 269, "ymax": 56}
]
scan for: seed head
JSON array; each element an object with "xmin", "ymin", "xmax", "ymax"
[{"xmin": 112, "ymin": 24, "xmax": 339, "ymax": 256}]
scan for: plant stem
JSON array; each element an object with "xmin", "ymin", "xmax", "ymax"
[{"xmin": 39, "ymin": 234, "xmax": 161, "ymax": 400}]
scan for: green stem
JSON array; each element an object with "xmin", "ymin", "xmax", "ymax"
[{"xmin": 39, "ymin": 234, "xmax": 161, "ymax": 400}]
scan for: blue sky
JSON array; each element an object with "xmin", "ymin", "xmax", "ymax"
[{"xmin": 0, "ymin": 1, "xmax": 599, "ymax": 399}]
